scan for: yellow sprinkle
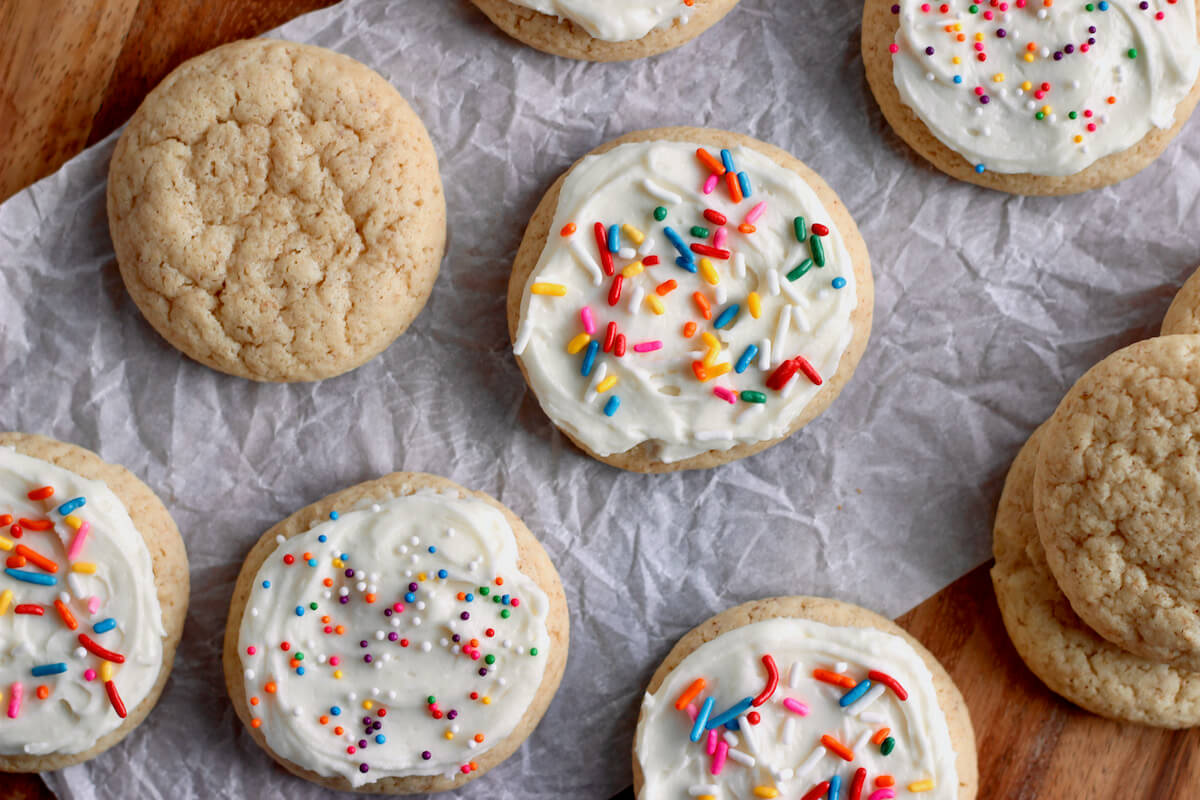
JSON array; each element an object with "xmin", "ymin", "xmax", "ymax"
[
  {"xmin": 992, "ymin": 72, "xmax": 1005, "ymax": 83},
  {"xmin": 1024, "ymin": 52, "xmax": 1035, "ymax": 62},
  {"xmin": 973, "ymin": 32, "xmax": 983, "ymax": 41},
  {"xmin": 566, "ymin": 333, "xmax": 591, "ymax": 354},
  {"xmin": 621, "ymin": 261, "xmax": 644, "ymax": 278},
  {"xmin": 1042, "ymin": 105, "xmax": 1053, "ymax": 115},
  {"xmin": 620, "ymin": 224, "xmax": 645, "ymax": 245},
  {"xmin": 953, "ymin": 22, "xmax": 962, "ymax": 31},
  {"xmin": 530, "ymin": 283, "xmax": 567, "ymax": 297},
  {"xmin": 1021, "ymin": 81, "xmax": 1033, "ymax": 91},
  {"xmin": 748, "ymin": 291, "xmax": 762, "ymax": 319},
  {"xmin": 481, "ymin": 696, "xmax": 492, "ymax": 705},
  {"xmin": 753, "ymin": 788, "xmax": 780, "ymax": 799},
  {"xmin": 362, "ymin": 700, "xmax": 374, "ymax": 710},
  {"xmin": 71, "ymin": 562, "xmax": 97, "ymax": 574},
  {"xmin": 1074, "ymin": 135, "xmax": 1084, "ymax": 143},
  {"xmin": 596, "ymin": 376, "xmax": 619, "ymax": 393},
  {"xmin": 444, "ymin": 731, "xmax": 454, "ymax": 740},
  {"xmin": 698, "ymin": 796, "xmax": 715, "ymax": 800},
  {"xmin": 707, "ymin": 363, "xmax": 731, "ymax": 380},
  {"xmin": 418, "ymin": 572, "xmax": 427, "ymax": 581},
  {"xmin": 908, "ymin": 780, "xmax": 936, "ymax": 793},
  {"xmin": 100, "ymin": 661, "xmax": 114, "ymax": 682},
  {"xmin": 701, "ymin": 332, "xmax": 721, "ymax": 351},
  {"xmin": 332, "ymin": 559, "xmax": 344, "ymax": 569},
  {"xmin": 646, "ymin": 295, "xmax": 665, "ymax": 315},
  {"xmin": 64, "ymin": 515, "xmax": 82, "ymax": 531},
  {"xmin": 699, "ymin": 258, "xmax": 720, "ymax": 286},
  {"xmin": 702, "ymin": 348, "xmax": 720, "ymax": 368},
  {"xmin": 0, "ymin": 536, "xmax": 12, "ymax": 552},
  {"xmin": 333, "ymin": 670, "xmax": 343, "ymax": 679},
  {"xmin": 952, "ymin": 56, "xmax": 961, "ymax": 64},
  {"xmin": 0, "ymin": 590, "xmax": 12, "ymax": 616}
]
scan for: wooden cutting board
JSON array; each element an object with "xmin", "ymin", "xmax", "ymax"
[{"xmin": 2, "ymin": 3, "xmax": 1197, "ymax": 798}]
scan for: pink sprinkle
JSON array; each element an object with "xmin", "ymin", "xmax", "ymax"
[
  {"xmin": 706, "ymin": 729, "xmax": 718, "ymax": 756},
  {"xmin": 782, "ymin": 697, "xmax": 809, "ymax": 716},
  {"xmin": 633, "ymin": 340, "xmax": 663, "ymax": 353},
  {"xmin": 711, "ymin": 740, "xmax": 728, "ymax": 775},
  {"xmin": 703, "ymin": 174, "xmax": 719, "ymax": 194},
  {"xmin": 868, "ymin": 791, "xmax": 896, "ymax": 800},
  {"xmin": 66, "ymin": 521, "xmax": 91, "ymax": 561},
  {"xmin": 685, "ymin": 703, "xmax": 698, "ymax": 721},
  {"xmin": 7, "ymin": 682, "xmax": 22, "ymax": 719},
  {"xmin": 580, "ymin": 306, "xmax": 596, "ymax": 335},
  {"xmin": 745, "ymin": 201, "xmax": 768, "ymax": 224},
  {"xmin": 713, "ymin": 386, "xmax": 737, "ymax": 405},
  {"xmin": 84, "ymin": 669, "xmax": 97, "ymax": 682},
  {"xmin": 330, "ymin": 656, "xmax": 341, "ymax": 666},
  {"xmin": 713, "ymin": 227, "xmax": 728, "ymax": 249},
  {"xmin": 247, "ymin": 646, "xmax": 257, "ymax": 655},
  {"xmin": 392, "ymin": 602, "xmax": 404, "ymax": 612},
  {"xmin": 86, "ymin": 596, "xmax": 101, "ymax": 615},
  {"xmin": 511, "ymin": 598, "xmax": 520, "ymax": 607}
]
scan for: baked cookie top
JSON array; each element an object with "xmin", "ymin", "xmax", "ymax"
[
  {"xmin": 234, "ymin": 487, "xmax": 554, "ymax": 788},
  {"xmin": 0, "ymin": 447, "xmax": 164, "ymax": 756},
  {"xmin": 994, "ymin": 424, "xmax": 1200, "ymax": 728},
  {"xmin": 1162, "ymin": 264, "xmax": 1200, "ymax": 336},
  {"xmin": 503, "ymin": 0, "xmax": 698, "ymax": 41},
  {"xmin": 887, "ymin": 0, "xmax": 1200, "ymax": 176},
  {"xmin": 511, "ymin": 129, "xmax": 869, "ymax": 466},
  {"xmin": 1034, "ymin": 335, "xmax": 1200, "ymax": 671},
  {"xmin": 634, "ymin": 613, "xmax": 962, "ymax": 799},
  {"xmin": 107, "ymin": 39, "xmax": 446, "ymax": 382}
]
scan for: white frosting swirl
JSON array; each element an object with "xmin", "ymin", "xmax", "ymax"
[
  {"xmin": 513, "ymin": 140, "xmax": 858, "ymax": 464},
  {"xmin": 891, "ymin": 0, "xmax": 1200, "ymax": 176},
  {"xmin": 505, "ymin": 0, "xmax": 693, "ymax": 41},
  {"xmin": 635, "ymin": 617, "xmax": 959, "ymax": 799},
  {"xmin": 237, "ymin": 489, "xmax": 551, "ymax": 787},
  {"xmin": 0, "ymin": 447, "xmax": 165, "ymax": 756}
]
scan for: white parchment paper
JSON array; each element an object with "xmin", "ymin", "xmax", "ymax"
[{"xmin": 1, "ymin": 0, "xmax": 1198, "ymax": 797}]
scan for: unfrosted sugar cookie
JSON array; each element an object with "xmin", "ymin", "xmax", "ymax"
[
  {"xmin": 633, "ymin": 597, "xmax": 977, "ymax": 800},
  {"xmin": 1162, "ymin": 263, "xmax": 1200, "ymax": 335},
  {"xmin": 469, "ymin": 0, "xmax": 741, "ymax": 61},
  {"xmin": 107, "ymin": 39, "xmax": 447, "ymax": 382},
  {"xmin": 507, "ymin": 128, "xmax": 874, "ymax": 472},
  {"xmin": 863, "ymin": 0, "xmax": 1200, "ymax": 194},
  {"xmin": 223, "ymin": 473, "xmax": 568, "ymax": 793},
  {"xmin": 0, "ymin": 433, "xmax": 188, "ymax": 772}
]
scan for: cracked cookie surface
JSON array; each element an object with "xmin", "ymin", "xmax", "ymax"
[
  {"xmin": 1033, "ymin": 336, "xmax": 1200, "ymax": 671},
  {"xmin": 1162, "ymin": 265, "xmax": 1200, "ymax": 336},
  {"xmin": 107, "ymin": 39, "xmax": 446, "ymax": 382},
  {"xmin": 993, "ymin": 424, "xmax": 1200, "ymax": 727}
]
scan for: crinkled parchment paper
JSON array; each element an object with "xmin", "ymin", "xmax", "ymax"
[{"xmin": 1, "ymin": 0, "xmax": 1198, "ymax": 797}]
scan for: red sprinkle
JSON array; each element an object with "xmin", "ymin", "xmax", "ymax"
[
  {"xmin": 690, "ymin": 244, "xmax": 731, "ymax": 260},
  {"xmin": 594, "ymin": 223, "xmax": 615, "ymax": 277},
  {"xmin": 868, "ymin": 670, "xmax": 909, "ymax": 701},
  {"xmin": 811, "ymin": 223, "xmax": 830, "ymax": 237},
  {"xmin": 9, "ymin": 525, "xmax": 22, "ymax": 539},
  {"xmin": 79, "ymin": 633, "xmax": 126, "ymax": 664},
  {"xmin": 643, "ymin": 255, "xmax": 661, "ymax": 267},
  {"xmin": 793, "ymin": 355, "xmax": 823, "ymax": 386},
  {"xmin": 105, "ymin": 680, "xmax": 127, "ymax": 718},
  {"xmin": 607, "ymin": 275, "xmax": 623, "ymax": 307},
  {"xmin": 283, "ymin": 554, "xmax": 295, "ymax": 565},
  {"xmin": 5, "ymin": 556, "xmax": 25, "ymax": 569},
  {"xmin": 15, "ymin": 604, "xmax": 44, "ymax": 616},
  {"xmin": 18, "ymin": 519, "xmax": 53, "ymax": 531},
  {"xmin": 26, "ymin": 487, "xmax": 54, "ymax": 501},
  {"xmin": 850, "ymin": 767, "xmax": 867, "ymax": 800},
  {"xmin": 752, "ymin": 654, "xmax": 779, "ymax": 707},
  {"xmin": 614, "ymin": 334, "xmax": 626, "ymax": 358},
  {"xmin": 703, "ymin": 209, "xmax": 728, "ymax": 226},
  {"xmin": 16, "ymin": 544, "xmax": 58, "ymax": 574},
  {"xmin": 801, "ymin": 781, "xmax": 832, "ymax": 800},
  {"xmin": 603, "ymin": 321, "xmax": 617, "ymax": 353},
  {"xmin": 0, "ymin": 515, "xmax": 10, "ymax": 526}
]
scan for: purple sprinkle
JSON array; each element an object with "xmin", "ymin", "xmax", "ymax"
[
  {"xmin": 360, "ymin": 640, "xmax": 369, "ymax": 648},
  {"xmin": 384, "ymin": 608, "xmax": 392, "ymax": 617},
  {"xmin": 925, "ymin": 46, "xmax": 935, "ymax": 56},
  {"xmin": 372, "ymin": 721, "xmax": 382, "ymax": 731},
  {"xmin": 409, "ymin": 582, "xmax": 418, "ymax": 592},
  {"xmin": 1065, "ymin": 44, "xmax": 1075, "ymax": 54},
  {"xmin": 339, "ymin": 596, "xmax": 349, "ymax": 604},
  {"xmin": 345, "ymin": 569, "xmax": 355, "ymax": 578},
  {"xmin": 363, "ymin": 716, "xmax": 373, "ymax": 725},
  {"xmin": 359, "ymin": 764, "xmax": 370, "ymax": 773},
  {"xmin": 891, "ymin": 3, "xmax": 899, "ymax": 12},
  {"xmin": 388, "ymin": 632, "xmax": 398, "ymax": 642},
  {"xmin": 1140, "ymin": 1, "xmax": 1148, "ymax": 8},
  {"xmin": 448, "ymin": 709, "xmax": 458, "ymax": 720},
  {"xmin": 980, "ymin": 95, "xmax": 990, "ymax": 104},
  {"xmin": 996, "ymin": 28, "xmax": 1006, "ymax": 37},
  {"xmin": 461, "ymin": 612, "xmax": 470, "ymax": 620},
  {"xmin": 1088, "ymin": 25, "xmax": 1097, "ymax": 33},
  {"xmin": 452, "ymin": 634, "xmax": 461, "ymax": 643},
  {"xmin": 479, "ymin": 668, "xmax": 488, "ymax": 677},
  {"xmin": 422, "ymin": 751, "xmax": 432, "ymax": 760},
  {"xmin": 359, "ymin": 739, "xmax": 368, "ymax": 748},
  {"xmin": 1088, "ymin": 37, "xmax": 1095, "ymax": 45},
  {"xmin": 1054, "ymin": 52, "xmax": 1063, "ymax": 60},
  {"xmin": 364, "ymin": 654, "xmax": 373, "ymax": 663}
]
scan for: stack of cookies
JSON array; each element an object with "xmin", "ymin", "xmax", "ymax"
[{"xmin": 992, "ymin": 266, "xmax": 1200, "ymax": 727}]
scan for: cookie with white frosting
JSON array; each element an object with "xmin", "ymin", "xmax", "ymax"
[
  {"xmin": 223, "ymin": 472, "xmax": 568, "ymax": 793},
  {"xmin": 0, "ymin": 432, "xmax": 188, "ymax": 773},
  {"xmin": 507, "ymin": 127, "xmax": 874, "ymax": 472},
  {"xmin": 863, "ymin": 0, "xmax": 1200, "ymax": 194},
  {"xmin": 633, "ymin": 597, "xmax": 977, "ymax": 800},
  {"xmin": 469, "ymin": 0, "xmax": 741, "ymax": 61}
]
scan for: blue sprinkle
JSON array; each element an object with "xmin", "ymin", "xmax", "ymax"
[
  {"xmin": 294, "ymin": 606, "xmax": 305, "ymax": 617},
  {"xmin": 92, "ymin": 618, "xmax": 117, "ymax": 634},
  {"xmin": 1099, "ymin": 0, "xmax": 1108, "ymax": 8},
  {"xmin": 737, "ymin": 171, "xmax": 752, "ymax": 199},
  {"xmin": 262, "ymin": 580, "xmax": 271, "ymax": 589},
  {"xmin": 437, "ymin": 569, "xmax": 448, "ymax": 579},
  {"xmin": 296, "ymin": 666, "xmax": 305, "ymax": 675},
  {"xmin": 713, "ymin": 304, "xmax": 741, "ymax": 330},
  {"xmin": 724, "ymin": 718, "xmax": 740, "ymax": 731},
  {"xmin": 329, "ymin": 511, "xmax": 339, "ymax": 520},
  {"xmin": 307, "ymin": 559, "xmax": 318, "ymax": 567},
  {"xmin": 581, "ymin": 340, "xmax": 600, "ymax": 377},
  {"xmin": 675, "ymin": 256, "xmax": 698, "ymax": 273},
  {"xmin": 340, "ymin": 553, "xmax": 349, "ymax": 561},
  {"xmin": 704, "ymin": 696, "xmax": 754, "ymax": 730},
  {"xmin": 603, "ymin": 396, "xmax": 621, "ymax": 417},
  {"xmin": 607, "ymin": 224, "xmax": 621, "ymax": 254},
  {"xmin": 56, "ymin": 497, "xmax": 85, "ymax": 516},
  {"xmin": 953, "ymin": 75, "xmax": 963, "ymax": 84},
  {"xmin": 465, "ymin": 593, "xmax": 474, "ymax": 602},
  {"xmin": 720, "ymin": 148, "xmax": 736, "ymax": 173},
  {"xmin": 832, "ymin": 277, "xmax": 847, "ymax": 290},
  {"xmin": 690, "ymin": 697, "xmax": 715, "ymax": 742},
  {"xmin": 331, "ymin": 706, "xmax": 342, "ymax": 716},
  {"xmin": 405, "ymin": 592, "xmax": 417, "ymax": 603},
  {"xmin": 828, "ymin": 773, "xmax": 842, "ymax": 800},
  {"xmin": 318, "ymin": 534, "xmax": 327, "ymax": 543},
  {"xmin": 427, "ymin": 546, "xmax": 436, "ymax": 554},
  {"xmin": 975, "ymin": 163, "xmax": 986, "ymax": 174},
  {"xmin": 663, "ymin": 226, "xmax": 691, "ymax": 259},
  {"xmin": 5, "ymin": 568, "xmax": 55, "ymax": 586},
  {"xmin": 502, "ymin": 594, "xmax": 511, "ymax": 605},
  {"xmin": 735, "ymin": 344, "xmax": 759, "ymax": 374},
  {"xmin": 31, "ymin": 663, "xmax": 67, "ymax": 677},
  {"xmin": 839, "ymin": 679, "xmax": 873, "ymax": 707}
]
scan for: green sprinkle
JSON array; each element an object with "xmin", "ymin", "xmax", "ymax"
[
  {"xmin": 1035, "ymin": 111, "xmax": 1045, "ymax": 120},
  {"xmin": 1128, "ymin": 48, "xmax": 1138, "ymax": 59},
  {"xmin": 1085, "ymin": 3, "xmax": 1094, "ymax": 9},
  {"xmin": 653, "ymin": 206, "xmax": 668, "ymax": 221},
  {"xmin": 786, "ymin": 259, "xmax": 814, "ymax": 282},
  {"xmin": 309, "ymin": 602, "xmax": 318, "ymax": 610},
  {"xmin": 740, "ymin": 391, "xmax": 767, "ymax": 404},
  {"xmin": 501, "ymin": 609, "xmax": 511, "ymax": 619},
  {"xmin": 295, "ymin": 652, "xmax": 304, "ymax": 660},
  {"xmin": 881, "ymin": 737, "xmax": 896, "ymax": 756},
  {"xmin": 1068, "ymin": 111, "xmax": 1078, "ymax": 119},
  {"xmin": 479, "ymin": 586, "xmax": 490, "ymax": 596},
  {"xmin": 810, "ymin": 236, "xmax": 826, "ymax": 267},
  {"xmin": 793, "ymin": 216, "xmax": 807, "ymax": 243},
  {"xmin": 968, "ymin": 3, "xmax": 978, "ymax": 11},
  {"xmin": 529, "ymin": 648, "xmax": 539, "ymax": 657},
  {"xmin": 485, "ymin": 654, "xmax": 496, "ymax": 665},
  {"xmin": 493, "ymin": 595, "xmax": 501, "ymax": 603},
  {"xmin": 427, "ymin": 696, "xmax": 436, "ymax": 705},
  {"xmin": 690, "ymin": 226, "xmax": 709, "ymax": 238}
]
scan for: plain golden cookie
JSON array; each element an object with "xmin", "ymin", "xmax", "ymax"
[
  {"xmin": 1162, "ymin": 264, "xmax": 1200, "ymax": 336},
  {"xmin": 1034, "ymin": 336, "xmax": 1200, "ymax": 671},
  {"xmin": 222, "ymin": 472, "xmax": 569, "ymax": 794},
  {"xmin": 108, "ymin": 39, "xmax": 446, "ymax": 382},
  {"xmin": 505, "ymin": 126, "xmax": 875, "ymax": 473},
  {"xmin": 994, "ymin": 424, "xmax": 1200, "ymax": 727},
  {"xmin": 0, "ymin": 432, "xmax": 189, "ymax": 773},
  {"xmin": 861, "ymin": 0, "xmax": 1200, "ymax": 195},
  {"xmin": 632, "ymin": 596, "xmax": 977, "ymax": 798},
  {"xmin": 469, "ymin": 0, "xmax": 741, "ymax": 61}
]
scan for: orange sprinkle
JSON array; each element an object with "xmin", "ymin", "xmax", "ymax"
[
  {"xmin": 683, "ymin": 321, "xmax": 697, "ymax": 338},
  {"xmin": 738, "ymin": 224, "xmax": 756, "ymax": 234},
  {"xmin": 812, "ymin": 669, "xmax": 857, "ymax": 689},
  {"xmin": 302, "ymin": 552, "xmax": 312, "ymax": 560},
  {"xmin": 1107, "ymin": 96, "xmax": 1116, "ymax": 105},
  {"xmin": 334, "ymin": 726, "xmax": 344, "ymax": 735},
  {"xmin": 54, "ymin": 599, "xmax": 78, "ymax": 630},
  {"xmin": 26, "ymin": 487, "xmax": 54, "ymax": 501},
  {"xmin": 334, "ymin": 625, "xmax": 345, "ymax": 635},
  {"xmin": 821, "ymin": 734, "xmax": 854, "ymax": 762},
  {"xmin": 250, "ymin": 697, "xmax": 260, "ymax": 706},
  {"xmin": 692, "ymin": 362, "xmax": 709, "ymax": 382},
  {"xmin": 18, "ymin": 519, "xmax": 53, "ymax": 531},
  {"xmin": 265, "ymin": 682, "xmax": 277, "ymax": 694},
  {"xmin": 322, "ymin": 578, "xmax": 333, "ymax": 587},
  {"xmin": 692, "ymin": 292, "xmax": 712, "ymax": 320},
  {"xmin": 457, "ymin": 592, "xmax": 467, "ymax": 601},
  {"xmin": 696, "ymin": 148, "xmax": 726, "ymax": 176},
  {"xmin": 364, "ymin": 593, "xmax": 377, "ymax": 604},
  {"xmin": 876, "ymin": 776, "xmax": 895, "ymax": 788},
  {"xmin": 494, "ymin": 577, "xmax": 504, "ymax": 586},
  {"xmin": 321, "ymin": 615, "xmax": 331, "ymax": 623},
  {"xmin": 474, "ymin": 733, "xmax": 485, "ymax": 743},
  {"xmin": 560, "ymin": 223, "xmax": 577, "ymax": 237},
  {"xmin": 251, "ymin": 718, "xmax": 262, "ymax": 728},
  {"xmin": 36, "ymin": 685, "xmax": 50, "ymax": 700},
  {"xmin": 0, "ymin": 515, "xmax": 11, "ymax": 526},
  {"xmin": 674, "ymin": 678, "xmax": 706, "ymax": 710},
  {"xmin": 16, "ymin": 544, "xmax": 58, "ymax": 574},
  {"xmin": 320, "ymin": 715, "xmax": 330, "ymax": 725},
  {"xmin": 290, "ymin": 658, "xmax": 301, "ymax": 669},
  {"xmin": 871, "ymin": 727, "xmax": 891, "ymax": 745},
  {"xmin": 656, "ymin": 279, "xmax": 677, "ymax": 296},
  {"xmin": 469, "ymin": 638, "xmax": 480, "ymax": 647},
  {"xmin": 726, "ymin": 172, "xmax": 743, "ymax": 203}
]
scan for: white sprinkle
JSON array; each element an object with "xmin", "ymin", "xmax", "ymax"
[
  {"xmin": 412, "ymin": 617, "xmax": 422, "ymax": 626},
  {"xmin": 779, "ymin": 279, "xmax": 807, "ymax": 308},
  {"xmin": 339, "ymin": 587, "xmax": 350, "ymax": 597},
  {"xmin": 859, "ymin": 711, "xmax": 888, "ymax": 725},
  {"xmin": 275, "ymin": 534, "xmax": 286, "ymax": 544},
  {"xmin": 387, "ymin": 690, "xmax": 397, "ymax": 700},
  {"xmin": 416, "ymin": 601, "xmax": 426, "ymax": 611},
  {"xmin": 772, "ymin": 306, "xmax": 792, "ymax": 366},
  {"xmin": 795, "ymin": 745, "xmax": 825, "ymax": 778},
  {"xmin": 370, "ymin": 504, "xmax": 381, "ymax": 513},
  {"xmin": 250, "ymin": 608, "xmax": 258, "ymax": 617},
  {"xmin": 688, "ymin": 786, "xmax": 720, "ymax": 797},
  {"xmin": 732, "ymin": 252, "xmax": 746, "ymax": 278},
  {"xmin": 758, "ymin": 338, "xmax": 772, "ymax": 371},
  {"xmin": 788, "ymin": 661, "xmax": 803, "ymax": 689},
  {"xmin": 371, "ymin": 687, "xmax": 380, "ymax": 697},
  {"xmin": 643, "ymin": 178, "xmax": 682, "ymax": 205},
  {"xmin": 782, "ymin": 716, "xmax": 795, "ymax": 746},
  {"xmin": 584, "ymin": 362, "xmax": 608, "ymax": 404},
  {"xmin": 727, "ymin": 748, "xmax": 755, "ymax": 767},
  {"xmin": 567, "ymin": 237, "xmax": 604, "ymax": 285},
  {"xmin": 846, "ymin": 683, "xmax": 888, "ymax": 716},
  {"xmin": 723, "ymin": 731, "xmax": 738, "ymax": 746},
  {"xmin": 638, "ymin": 235, "xmax": 655, "ymax": 257},
  {"xmin": 629, "ymin": 285, "xmax": 646, "ymax": 314},
  {"xmin": 618, "ymin": 246, "xmax": 637, "ymax": 260},
  {"xmin": 318, "ymin": 654, "xmax": 327, "ymax": 664},
  {"xmin": 739, "ymin": 714, "xmax": 760, "ymax": 756},
  {"xmin": 244, "ymin": 669, "xmax": 255, "ymax": 680},
  {"xmin": 853, "ymin": 729, "xmax": 872, "ymax": 753},
  {"xmin": 780, "ymin": 373, "xmax": 800, "ymax": 399},
  {"xmin": 421, "ymin": 642, "xmax": 432, "ymax": 652},
  {"xmin": 835, "ymin": 662, "xmax": 848, "ymax": 673},
  {"xmin": 766, "ymin": 268, "xmax": 781, "ymax": 296},
  {"xmin": 715, "ymin": 282, "xmax": 728, "ymax": 304}
]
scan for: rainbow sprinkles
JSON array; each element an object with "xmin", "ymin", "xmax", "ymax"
[{"xmin": 513, "ymin": 138, "xmax": 860, "ymax": 464}]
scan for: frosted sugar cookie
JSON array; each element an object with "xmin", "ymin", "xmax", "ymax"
[
  {"xmin": 469, "ymin": 0, "xmax": 741, "ymax": 61},
  {"xmin": 863, "ymin": 0, "xmax": 1200, "ymax": 194},
  {"xmin": 507, "ymin": 127, "xmax": 874, "ymax": 472},
  {"xmin": 108, "ymin": 39, "xmax": 447, "ymax": 382},
  {"xmin": 0, "ymin": 433, "xmax": 188, "ymax": 772},
  {"xmin": 634, "ymin": 597, "xmax": 977, "ymax": 799},
  {"xmin": 223, "ymin": 473, "xmax": 568, "ymax": 792}
]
